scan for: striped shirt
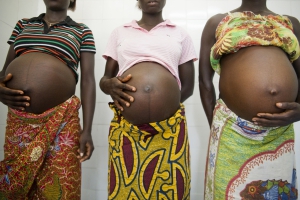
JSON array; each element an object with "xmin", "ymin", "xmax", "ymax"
[
  {"xmin": 8, "ymin": 13, "xmax": 96, "ymax": 82},
  {"xmin": 103, "ymin": 20, "xmax": 197, "ymax": 88}
]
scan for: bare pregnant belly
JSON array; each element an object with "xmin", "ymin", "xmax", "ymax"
[
  {"xmin": 121, "ymin": 62, "xmax": 181, "ymax": 125},
  {"xmin": 5, "ymin": 52, "xmax": 76, "ymax": 114},
  {"xmin": 220, "ymin": 46, "xmax": 298, "ymax": 121}
]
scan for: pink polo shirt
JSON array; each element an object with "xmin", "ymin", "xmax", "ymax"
[{"xmin": 103, "ymin": 20, "xmax": 198, "ymax": 88}]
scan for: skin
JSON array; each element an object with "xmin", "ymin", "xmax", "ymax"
[
  {"xmin": 199, "ymin": 0, "xmax": 300, "ymax": 127},
  {"xmin": 100, "ymin": 0, "xmax": 194, "ymax": 113},
  {"xmin": 0, "ymin": 0, "xmax": 95, "ymax": 162}
]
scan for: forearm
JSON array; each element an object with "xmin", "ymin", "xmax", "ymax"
[
  {"xmin": 199, "ymin": 82, "xmax": 216, "ymax": 126},
  {"xmin": 81, "ymin": 78, "xmax": 96, "ymax": 133}
]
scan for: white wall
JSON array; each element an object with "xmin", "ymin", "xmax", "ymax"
[{"xmin": 0, "ymin": 0, "xmax": 300, "ymax": 199}]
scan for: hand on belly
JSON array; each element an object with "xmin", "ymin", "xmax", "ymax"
[
  {"xmin": 220, "ymin": 46, "xmax": 298, "ymax": 122},
  {"xmin": 5, "ymin": 53, "xmax": 76, "ymax": 114},
  {"xmin": 120, "ymin": 62, "xmax": 180, "ymax": 125}
]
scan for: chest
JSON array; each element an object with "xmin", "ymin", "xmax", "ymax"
[
  {"xmin": 15, "ymin": 23, "xmax": 82, "ymax": 49},
  {"xmin": 117, "ymin": 30, "xmax": 183, "ymax": 58}
]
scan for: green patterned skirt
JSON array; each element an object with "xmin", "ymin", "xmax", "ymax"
[{"xmin": 205, "ymin": 99, "xmax": 297, "ymax": 200}]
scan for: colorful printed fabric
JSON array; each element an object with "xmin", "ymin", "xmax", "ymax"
[
  {"xmin": 108, "ymin": 103, "xmax": 191, "ymax": 200},
  {"xmin": 0, "ymin": 96, "xmax": 82, "ymax": 200},
  {"xmin": 204, "ymin": 99, "xmax": 298, "ymax": 200},
  {"xmin": 210, "ymin": 11, "xmax": 300, "ymax": 74}
]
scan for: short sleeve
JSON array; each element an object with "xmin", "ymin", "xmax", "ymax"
[
  {"xmin": 179, "ymin": 30, "xmax": 198, "ymax": 65},
  {"xmin": 8, "ymin": 19, "xmax": 26, "ymax": 44},
  {"xmin": 102, "ymin": 28, "xmax": 118, "ymax": 61},
  {"xmin": 80, "ymin": 24, "xmax": 96, "ymax": 53}
]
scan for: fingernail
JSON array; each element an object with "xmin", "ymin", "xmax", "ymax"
[
  {"xmin": 26, "ymin": 103, "xmax": 30, "ymax": 106},
  {"xmin": 80, "ymin": 153, "xmax": 84, "ymax": 157}
]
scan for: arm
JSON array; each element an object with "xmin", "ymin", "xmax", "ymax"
[
  {"xmin": 199, "ymin": 15, "xmax": 223, "ymax": 127},
  {"xmin": 99, "ymin": 57, "xmax": 136, "ymax": 111},
  {"xmin": 252, "ymin": 16, "xmax": 300, "ymax": 127},
  {"xmin": 0, "ymin": 44, "xmax": 30, "ymax": 110},
  {"xmin": 78, "ymin": 52, "xmax": 95, "ymax": 162},
  {"xmin": 179, "ymin": 60, "xmax": 195, "ymax": 102}
]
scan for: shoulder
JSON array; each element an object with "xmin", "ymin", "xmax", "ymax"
[
  {"xmin": 284, "ymin": 15, "xmax": 300, "ymax": 28},
  {"xmin": 205, "ymin": 13, "xmax": 227, "ymax": 30},
  {"xmin": 284, "ymin": 15, "xmax": 300, "ymax": 37},
  {"xmin": 109, "ymin": 23, "xmax": 131, "ymax": 36},
  {"xmin": 168, "ymin": 24, "xmax": 188, "ymax": 35},
  {"xmin": 71, "ymin": 22, "xmax": 93, "ymax": 33},
  {"xmin": 17, "ymin": 18, "xmax": 31, "ymax": 25},
  {"xmin": 76, "ymin": 22, "xmax": 90, "ymax": 29},
  {"xmin": 162, "ymin": 20, "xmax": 191, "ymax": 39},
  {"xmin": 200, "ymin": 13, "xmax": 227, "ymax": 42}
]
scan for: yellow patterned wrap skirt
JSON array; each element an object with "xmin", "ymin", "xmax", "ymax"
[
  {"xmin": 204, "ymin": 99, "xmax": 297, "ymax": 200},
  {"xmin": 108, "ymin": 103, "xmax": 191, "ymax": 200},
  {"xmin": 0, "ymin": 96, "xmax": 81, "ymax": 200}
]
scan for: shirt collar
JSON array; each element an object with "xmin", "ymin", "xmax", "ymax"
[
  {"xmin": 124, "ymin": 19, "xmax": 176, "ymax": 29},
  {"xmin": 28, "ymin": 13, "xmax": 80, "ymax": 26}
]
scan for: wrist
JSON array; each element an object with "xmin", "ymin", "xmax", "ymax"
[{"xmin": 100, "ymin": 77, "xmax": 112, "ymax": 95}]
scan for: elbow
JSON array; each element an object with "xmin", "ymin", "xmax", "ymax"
[
  {"xmin": 186, "ymin": 88, "xmax": 194, "ymax": 99},
  {"xmin": 81, "ymin": 76, "xmax": 96, "ymax": 90},
  {"xmin": 198, "ymin": 79, "xmax": 214, "ymax": 93},
  {"xmin": 181, "ymin": 86, "xmax": 194, "ymax": 102}
]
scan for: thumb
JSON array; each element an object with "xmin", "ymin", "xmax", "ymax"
[
  {"xmin": 117, "ymin": 74, "xmax": 132, "ymax": 83},
  {"xmin": 1, "ymin": 73, "xmax": 12, "ymax": 84},
  {"xmin": 79, "ymin": 140, "xmax": 86, "ymax": 157},
  {"xmin": 276, "ymin": 102, "xmax": 298, "ymax": 110}
]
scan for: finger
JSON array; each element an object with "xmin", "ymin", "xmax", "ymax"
[
  {"xmin": 80, "ymin": 143, "xmax": 94, "ymax": 162},
  {"xmin": 115, "ymin": 96, "xmax": 132, "ymax": 108},
  {"xmin": 3, "ymin": 99, "xmax": 30, "ymax": 109},
  {"xmin": 114, "ymin": 99, "xmax": 124, "ymax": 111},
  {"xmin": 117, "ymin": 82, "xmax": 136, "ymax": 92},
  {"xmin": 117, "ymin": 74, "xmax": 132, "ymax": 82},
  {"xmin": 255, "ymin": 112, "xmax": 286, "ymax": 120},
  {"xmin": 252, "ymin": 118, "xmax": 283, "ymax": 127},
  {"xmin": 276, "ymin": 102, "xmax": 298, "ymax": 110},
  {"xmin": 117, "ymin": 91, "xmax": 134, "ymax": 103},
  {"xmin": 76, "ymin": 149, "xmax": 82, "ymax": 158},
  {"xmin": 79, "ymin": 141, "xmax": 86, "ymax": 159},
  {"xmin": 1, "ymin": 87, "xmax": 26, "ymax": 96},
  {"xmin": 2, "ymin": 73, "xmax": 13, "ymax": 83},
  {"xmin": 115, "ymin": 77, "xmax": 136, "ymax": 92}
]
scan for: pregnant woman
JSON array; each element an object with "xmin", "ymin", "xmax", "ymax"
[
  {"xmin": 100, "ymin": 0, "xmax": 197, "ymax": 199},
  {"xmin": 199, "ymin": 0, "xmax": 300, "ymax": 199},
  {"xmin": 0, "ymin": 0, "xmax": 96, "ymax": 199}
]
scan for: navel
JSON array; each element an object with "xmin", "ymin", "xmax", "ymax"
[
  {"xmin": 144, "ymin": 85, "xmax": 152, "ymax": 93},
  {"xmin": 269, "ymin": 88, "xmax": 278, "ymax": 96}
]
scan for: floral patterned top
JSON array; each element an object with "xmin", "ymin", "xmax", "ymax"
[{"xmin": 210, "ymin": 11, "xmax": 300, "ymax": 74}]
